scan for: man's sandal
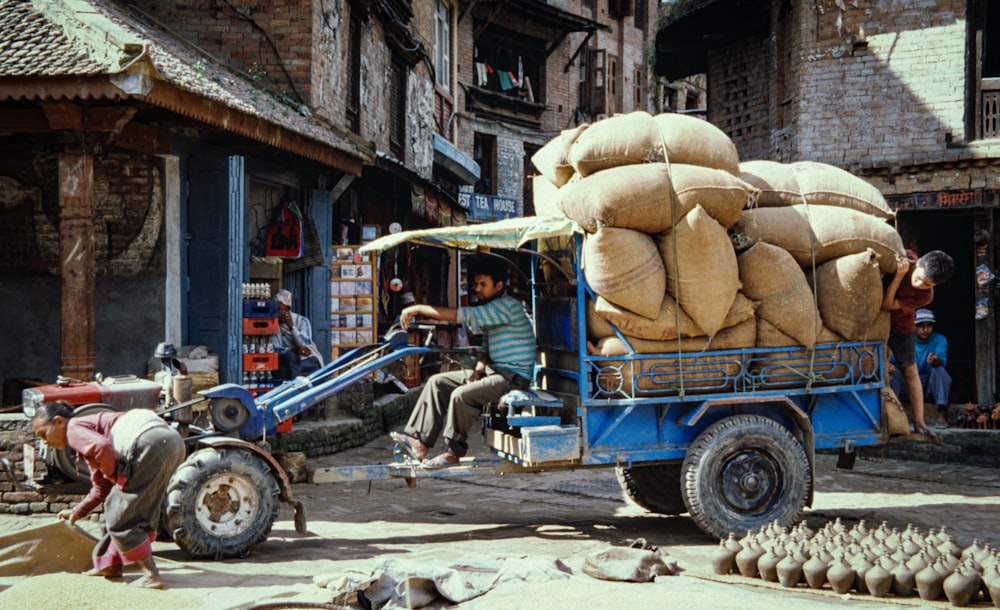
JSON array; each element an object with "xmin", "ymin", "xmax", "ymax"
[
  {"xmin": 914, "ymin": 425, "xmax": 941, "ymax": 444},
  {"xmin": 420, "ymin": 452, "xmax": 461, "ymax": 469},
  {"xmin": 390, "ymin": 431, "xmax": 427, "ymax": 461}
]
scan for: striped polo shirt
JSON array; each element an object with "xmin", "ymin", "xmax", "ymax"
[{"xmin": 458, "ymin": 295, "xmax": 536, "ymax": 381}]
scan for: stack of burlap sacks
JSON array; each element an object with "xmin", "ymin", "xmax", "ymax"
[{"xmin": 531, "ymin": 111, "xmax": 903, "ymax": 394}]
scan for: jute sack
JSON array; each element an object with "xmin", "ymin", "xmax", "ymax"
[
  {"xmin": 594, "ymin": 292, "xmax": 757, "ymax": 340},
  {"xmin": 809, "ymin": 249, "xmax": 884, "ymax": 341},
  {"xmin": 590, "ymin": 318, "xmax": 756, "ymax": 395},
  {"xmin": 739, "ymin": 160, "xmax": 894, "ymax": 219},
  {"xmin": 558, "ymin": 163, "xmax": 756, "ymax": 233},
  {"xmin": 568, "ymin": 111, "xmax": 661, "ymax": 177},
  {"xmin": 883, "ymin": 386, "xmax": 911, "ymax": 436},
  {"xmin": 583, "ymin": 227, "xmax": 666, "ymax": 319},
  {"xmin": 738, "ymin": 241, "xmax": 821, "ymax": 349},
  {"xmin": 532, "ymin": 175, "xmax": 564, "ymax": 217},
  {"xmin": 531, "ymin": 124, "xmax": 589, "ymax": 187},
  {"xmin": 656, "ymin": 205, "xmax": 740, "ymax": 337},
  {"xmin": 862, "ymin": 309, "xmax": 891, "ymax": 343},
  {"xmin": 752, "ymin": 318, "xmax": 849, "ymax": 387},
  {"xmin": 731, "ymin": 205, "xmax": 905, "ymax": 273},
  {"xmin": 653, "ymin": 112, "xmax": 741, "ymax": 176}
]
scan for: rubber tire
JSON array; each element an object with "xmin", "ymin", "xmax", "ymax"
[
  {"xmin": 52, "ymin": 403, "xmax": 116, "ymax": 484},
  {"xmin": 164, "ymin": 447, "xmax": 280, "ymax": 559},
  {"xmin": 681, "ymin": 414, "xmax": 810, "ymax": 539},
  {"xmin": 615, "ymin": 463, "xmax": 686, "ymax": 515}
]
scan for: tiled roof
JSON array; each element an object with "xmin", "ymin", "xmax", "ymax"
[
  {"xmin": 0, "ymin": 0, "xmax": 372, "ymax": 167},
  {"xmin": 0, "ymin": 0, "xmax": 105, "ymax": 76}
]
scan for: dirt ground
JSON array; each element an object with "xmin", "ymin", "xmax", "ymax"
[{"xmin": 2, "ymin": 432, "xmax": 999, "ymax": 609}]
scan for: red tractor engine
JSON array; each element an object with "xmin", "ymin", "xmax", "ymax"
[{"xmin": 21, "ymin": 374, "xmax": 162, "ymax": 417}]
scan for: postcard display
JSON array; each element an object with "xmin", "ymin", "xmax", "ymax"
[{"xmin": 331, "ymin": 245, "xmax": 377, "ymax": 359}]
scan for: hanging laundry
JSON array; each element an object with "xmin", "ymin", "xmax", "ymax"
[
  {"xmin": 517, "ymin": 56, "xmax": 523, "ymax": 87},
  {"xmin": 475, "ymin": 62, "xmax": 488, "ymax": 87},
  {"xmin": 497, "ymin": 70, "xmax": 514, "ymax": 90},
  {"xmin": 508, "ymin": 71, "xmax": 519, "ymax": 88}
]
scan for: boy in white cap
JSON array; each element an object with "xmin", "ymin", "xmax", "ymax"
[
  {"xmin": 271, "ymin": 289, "xmax": 324, "ymax": 378},
  {"xmin": 889, "ymin": 308, "xmax": 952, "ymax": 426}
]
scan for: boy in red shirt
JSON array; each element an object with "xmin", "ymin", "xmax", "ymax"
[{"xmin": 883, "ymin": 249, "xmax": 954, "ymax": 439}]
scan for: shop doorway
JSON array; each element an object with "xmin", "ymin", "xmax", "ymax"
[{"xmin": 894, "ymin": 209, "xmax": 977, "ymax": 404}]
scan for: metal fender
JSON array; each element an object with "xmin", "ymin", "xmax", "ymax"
[{"xmin": 194, "ymin": 436, "xmax": 307, "ymax": 533}]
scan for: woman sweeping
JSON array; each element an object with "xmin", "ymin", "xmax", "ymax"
[{"xmin": 31, "ymin": 400, "xmax": 185, "ymax": 589}]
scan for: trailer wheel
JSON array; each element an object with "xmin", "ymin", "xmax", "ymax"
[
  {"xmin": 681, "ymin": 414, "xmax": 810, "ymax": 539},
  {"xmin": 164, "ymin": 447, "xmax": 279, "ymax": 559},
  {"xmin": 615, "ymin": 463, "xmax": 686, "ymax": 515},
  {"xmin": 53, "ymin": 403, "xmax": 116, "ymax": 484}
]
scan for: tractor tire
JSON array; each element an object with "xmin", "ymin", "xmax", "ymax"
[
  {"xmin": 681, "ymin": 414, "xmax": 810, "ymax": 539},
  {"xmin": 164, "ymin": 446, "xmax": 280, "ymax": 559},
  {"xmin": 615, "ymin": 463, "xmax": 686, "ymax": 515},
  {"xmin": 52, "ymin": 403, "xmax": 116, "ymax": 484}
]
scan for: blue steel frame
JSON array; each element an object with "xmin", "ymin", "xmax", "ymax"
[{"xmin": 530, "ymin": 232, "xmax": 885, "ymax": 468}]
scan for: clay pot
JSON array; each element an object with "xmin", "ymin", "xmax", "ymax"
[
  {"xmin": 865, "ymin": 556, "xmax": 893, "ymax": 598},
  {"xmin": 711, "ymin": 537, "xmax": 739, "ymax": 575},
  {"xmin": 981, "ymin": 562, "xmax": 1000, "ymax": 607},
  {"xmin": 736, "ymin": 541, "xmax": 766, "ymax": 578},
  {"xmin": 961, "ymin": 539, "xmax": 983, "ymax": 562},
  {"xmin": 757, "ymin": 545, "xmax": 785, "ymax": 583},
  {"xmin": 915, "ymin": 559, "xmax": 948, "ymax": 601},
  {"xmin": 852, "ymin": 552, "xmax": 874, "ymax": 595},
  {"xmin": 802, "ymin": 552, "xmax": 829, "ymax": 589},
  {"xmin": 943, "ymin": 563, "xmax": 982, "ymax": 607},
  {"xmin": 777, "ymin": 545, "xmax": 807, "ymax": 588},
  {"xmin": 891, "ymin": 559, "xmax": 917, "ymax": 597},
  {"xmin": 826, "ymin": 552, "xmax": 856, "ymax": 595},
  {"xmin": 905, "ymin": 549, "xmax": 930, "ymax": 575}
]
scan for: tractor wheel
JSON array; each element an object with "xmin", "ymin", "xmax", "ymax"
[
  {"xmin": 52, "ymin": 403, "xmax": 116, "ymax": 484},
  {"xmin": 615, "ymin": 462, "xmax": 686, "ymax": 515},
  {"xmin": 164, "ymin": 447, "xmax": 279, "ymax": 559},
  {"xmin": 681, "ymin": 414, "xmax": 810, "ymax": 539}
]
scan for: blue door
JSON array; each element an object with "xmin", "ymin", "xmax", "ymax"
[{"xmin": 186, "ymin": 148, "xmax": 245, "ymax": 383}]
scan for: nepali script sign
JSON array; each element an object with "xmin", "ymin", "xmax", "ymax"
[{"xmin": 887, "ymin": 189, "xmax": 1000, "ymax": 210}]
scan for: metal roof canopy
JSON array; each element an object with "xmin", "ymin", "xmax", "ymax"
[
  {"xmin": 655, "ymin": 0, "xmax": 770, "ymax": 81},
  {"xmin": 463, "ymin": 0, "xmax": 610, "ymax": 56}
]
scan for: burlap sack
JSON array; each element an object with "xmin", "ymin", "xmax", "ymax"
[
  {"xmin": 531, "ymin": 124, "xmax": 589, "ymax": 187},
  {"xmin": 809, "ymin": 249, "xmax": 884, "ymax": 341},
  {"xmin": 751, "ymin": 318, "xmax": 849, "ymax": 387},
  {"xmin": 593, "ymin": 292, "xmax": 757, "ymax": 340},
  {"xmin": 653, "ymin": 112, "xmax": 741, "ymax": 176},
  {"xmin": 883, "ymin": 386, "xmax": 911, "ymax": 436},
  {"xmin": 558, "ymin": 163, "xmax": 755, "ymax": 233},
  {"xmin": 861, "ymin": 309, "xmax": 891, "ymax": 343},
  {"xmin": 731, "ymin": 205, "xmax": 905, "ymax": 273},
  {"xmin": 590, "ymin": 318, "xmax": 756, "ymax": 395},
  {"xmin": 583, "ymin": 227, "xmax": 665, "ymax": 319},
  {"xmin": 532, "ymin": 175, "xmax": 564, "ymax": 217},
  {"xmin": 740, "ymin": 160, "xmax": 894, "ymax": 219},
  {"xmin": 568, "ymin": 111, "xmax": 662, "ymax": 176},
  {"xmin": 738, "ymin": 241, "xmax": 821, "ymax": 349},
  {"xmin": 657, "ymin": 205, "xmax": 740, "ymax": 337}
]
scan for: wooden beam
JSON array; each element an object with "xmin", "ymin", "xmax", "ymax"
[
  {"xmin": 42, "ymin": 101, "xmax": 83, "ymax": 131},
  {"xmin": 58, "ymin": 153, "xmax": 96, "ymax": 380}
]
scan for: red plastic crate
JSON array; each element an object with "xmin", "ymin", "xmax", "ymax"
[
  {"xmin": 243, "ymin": 317, "xmax": 278, "ymax": 335},
  {"xmin": 243, "ymin": 353, "xmax": 278, "ymax": 371}
]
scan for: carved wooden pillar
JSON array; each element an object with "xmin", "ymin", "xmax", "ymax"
[{"xmin": 58, "ymin": 153, "xmax": 96, "ymax": 379}]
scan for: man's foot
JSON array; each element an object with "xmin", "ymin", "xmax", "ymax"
[
  {"xmin": 421, "ymin": 452, "xmax": 462, "ymax": 469},
  {"xmin": 390, "ymin": 431, "xmax": 427, "ymax": 461},
  {"xmin": 85, "ymin": 566, "xmax": 123, "ymax": 579},
  {"xmin": 913, "ymin": 423, "xmax": 940, "ymax": 443},
  {"xmin": 131, "ymin": 575, "xmax": 164, "ymax": 590}
]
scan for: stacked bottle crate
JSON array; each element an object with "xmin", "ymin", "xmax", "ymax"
[{"xmin": 242, "ymin": 283, "xmax": 279, "ymax": 396}]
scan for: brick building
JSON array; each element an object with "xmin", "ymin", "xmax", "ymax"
[{"xmin": 656, "ymin": 0, "xmax": 1000, "ymax": 404}]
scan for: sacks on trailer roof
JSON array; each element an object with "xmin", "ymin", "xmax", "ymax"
[
  {"xmin": 568, "ymin": 111, "xmax": 661, "ymax": 177},
  {"xmin": 653, "ymin": 112, "xmax": 741, "ymax": 176},
  {"xmin": 808, "ymin": 248, "xmax": 884, "ymax": 341},
  {"xmin": 590, "ymin": 318, "xmax": 756, "ymax": 395},
  {"xmin": 531, "ymin": 124, "xmax": 589, "ymax": 187},
  {"xmin": 592, "ymin": 292, "xmax": 757, "ymax": 341},
  {"xmin": 739, "ymin": 160, "xmax": 894, "ymax": 219},
  {"xmin": 532, "ymin": 175, "xmax": 564, "ymax": 217},
  {"xmin": 731, "ymin": 204, "xmax": 905, "ymax": 273},
  {"xmin": 738, "ymin": 241, "xmax": 822, "ymax": 349},
  {"xmin": 558, "ymin": 163, "xmax": 756, "ymax": 233},
  {"xmin": 656, "ymin": 205, "xmax": 740, "ymax": 337},
  {"xmin": 583, "ymin": 227, "xmax": 665, "ymax": 319}
]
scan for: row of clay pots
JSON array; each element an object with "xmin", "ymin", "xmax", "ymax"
[{"xmin": 710, "ymin": 519, "xmax": 1000, "ymax": 607}]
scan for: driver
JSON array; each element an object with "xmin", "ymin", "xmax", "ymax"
[
  {"xmin": 389, "ymin": 256, "xmax": 535, "ymax": 468},
  {"xmin": 31, "ymin": 400, "xmax": 185, "ymax": 589}
]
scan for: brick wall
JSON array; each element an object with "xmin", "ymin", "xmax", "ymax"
[{"xmin": 130, "ymin": 0, "xmax": 315, "ymax": 108}]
